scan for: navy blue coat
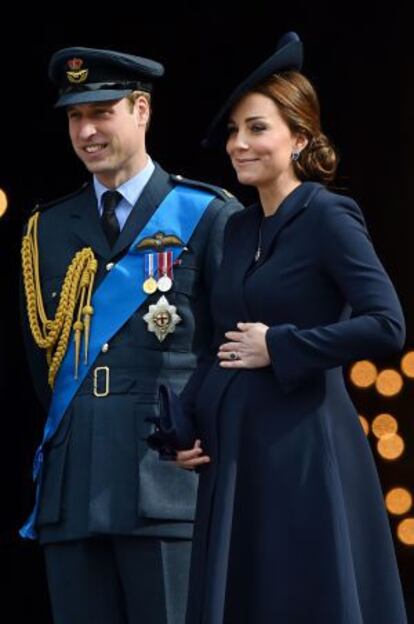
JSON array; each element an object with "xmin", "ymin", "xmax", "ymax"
[
  {"xmin": 175, "ymin": 182, "xmax": 407, "ymax": 623},
  {"xmin": 21, "ymin": 163, "xmax": 242, "ymax": 543}
]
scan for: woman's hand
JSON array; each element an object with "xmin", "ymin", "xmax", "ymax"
[
  {"xmin": 218, "ymin": 322, "xmax": 271, "ymax": 368},
  {"xmin": 176, "ymin": 439, "xmax": 211, "ymax": 470}
]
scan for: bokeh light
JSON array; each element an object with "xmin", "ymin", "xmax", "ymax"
[
  {"xmin": 397, "ymin": 518, "xmax": 414, "ymax": 546},
  {"xmin": 358, "ymin": 415, "xmax": 369, "ymax": 436},
  {"xmin": 375, "ymin": 369, "xmax": 403, "ymax": 397},
  {"xmin": 401, "ymin": 351, "xmax": 414, "ymax": 378},
  {"xmin": 385, "ymin": 488, "xmax": 412, "ymax": 515},
  {"xmin": 0, "ymin": 188, "xmax": 8, "ymax": 218},
  {"xmin": 372, "ymin": 413, "xmax": 398, "ymax": 439},
  {"xmin": 350, "ymin": 360, "xmax": 377, "ymax": 388},
  {"xmin": 377, "ymin": 434, "xmax": 405, "ymax": 460}
]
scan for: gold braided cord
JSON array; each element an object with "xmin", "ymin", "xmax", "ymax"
[{"xmin": 21, "ymin": 212, "xmax": 98, "ymax": 388}]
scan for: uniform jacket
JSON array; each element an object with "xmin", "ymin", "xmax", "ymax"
[{"xmin": 21, "ymin": 162, "xmax": 242, "ymax": 543}]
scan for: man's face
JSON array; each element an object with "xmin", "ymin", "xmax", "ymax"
[{"xmin": 67, "ymin": 96, "xmax": 149, "ymax": 186}]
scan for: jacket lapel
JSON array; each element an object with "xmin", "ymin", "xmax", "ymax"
[
  {"xmin": 68, "ymin": 164, "xmax": 174, "ymax": 262},
  {"xmin": 110, "ymin": 163, "xmax": 173, "ymax": 259},
  {"xmin": 69, "ymin": 184, "xmax": 112, "ymax": 260}
]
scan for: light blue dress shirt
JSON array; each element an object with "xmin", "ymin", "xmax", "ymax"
[{"xmin": 94, "ymin": 157, "xmax": 155, "ymax": 230}]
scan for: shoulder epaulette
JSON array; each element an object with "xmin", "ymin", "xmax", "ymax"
[
  {"xmin": 31, "ymin": 181, "xmax": 90, "ymax": 215},
  {"xmin": 170, "ymin": 174, "xmax": 235, "ymax": 202}
]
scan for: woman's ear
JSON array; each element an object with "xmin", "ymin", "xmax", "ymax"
[{"xmin": 293, "ymin": 133, "xmax": 309, "ymax": 152}]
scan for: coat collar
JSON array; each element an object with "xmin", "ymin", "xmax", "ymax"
[
  {"xmin": 68, "ymin": 163, "xmax": 173, "ymax": 260},
  {"xmin": 248, "ymin": 181, "xmax": 323, "ymax": 267}
]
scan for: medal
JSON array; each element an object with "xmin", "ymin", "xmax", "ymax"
[
  {"xmin": 143, "ymin": 295, "xmax": 182, "ymax": 342},
  {"xmin": 143, "ymin": 253, "xmax": 157, "ymax": 293},
  {"xmin": 157, "ymin": 275, "xmax": 172, "ymax": 292},
  {"xmin": 143, "ymin": 276, "xmax": 158, "ymax": 294},
  {"xmin": 157, "ymin": 251, "xmax": 173, "ymax": 292}
]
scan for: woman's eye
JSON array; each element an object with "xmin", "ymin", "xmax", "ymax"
[
  {"xmin": 251, "ymin": 124, "xmax": 267, "ymax": 133},
  {"xmin": 226, "ymin": 126, "xmax": 237, "ymax": 135}
]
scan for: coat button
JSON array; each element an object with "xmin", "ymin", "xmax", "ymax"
[
  {"xmin": 51, "ymin": 291, "xmax": 57, "ymax": 298},
  {"xmin": 106, "ymin": 262, "xmax": 114, "ymax": 271},
  {"xmin": 101, "ymin": 343, "xmax": 109, "ymax": 353}
]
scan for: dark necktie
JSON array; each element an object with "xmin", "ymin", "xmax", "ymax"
[{"xmin": 101, "ymin": 190, "xmax": 122, "ymax": 247}]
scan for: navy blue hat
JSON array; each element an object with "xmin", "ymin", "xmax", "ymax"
[
  {"xmin": 49, "ymin": 46, "xmax": 165, "ymax": 108},
  {"xmin": 203, "ymin": 32, "xmax": 303, "ymax": 147}
]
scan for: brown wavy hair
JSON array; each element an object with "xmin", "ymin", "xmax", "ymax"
[{"xmin": 254, "ymin": 71, "xmax": 338, "ymax": 184}]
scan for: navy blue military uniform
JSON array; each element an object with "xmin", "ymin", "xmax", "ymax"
[{"xmin": 21, "ymin": 46, "xmax": 242, "ymax": 624}]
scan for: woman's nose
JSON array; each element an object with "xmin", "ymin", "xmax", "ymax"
[{"xmin": 228, "ymin": 131, "xmax": 249, "ymax": 152}]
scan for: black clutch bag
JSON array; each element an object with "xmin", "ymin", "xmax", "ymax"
[{"xmin": 146, "ymin": 384, "xmax": 196, "ymax": 460}]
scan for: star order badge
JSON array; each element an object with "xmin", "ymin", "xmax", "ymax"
[{"xmin": 143, "ymin": 295, "xmax": 181, "ymax": 342}]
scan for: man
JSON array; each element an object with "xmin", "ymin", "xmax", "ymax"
[{"xmin": 20, "ymin": 46, "xmax": 241, "ymax": 624}]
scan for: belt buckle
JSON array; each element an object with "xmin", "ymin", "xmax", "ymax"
[{"xmin": 93, "ymin": 366, "xmax": 110, "ymax": 397}]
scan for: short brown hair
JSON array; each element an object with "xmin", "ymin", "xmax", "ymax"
[
  {"xmin": 254, "ymin": 71, "xmax": 338, "ymax": 184},
  {"xmin": 126, "ymin": 90, "xmax": 152, "ymax": 130}
]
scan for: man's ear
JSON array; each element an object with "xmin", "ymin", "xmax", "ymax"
[{"xmin": 135, "ymin": 95, "xmax": 150, "ymax": 127}]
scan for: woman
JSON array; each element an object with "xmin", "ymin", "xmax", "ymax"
[{"xmin": 151, "ymin": 32, "xmax": 408, "ymax": 623}]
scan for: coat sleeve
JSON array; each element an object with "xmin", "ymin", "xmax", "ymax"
[
  {"xmin": 265, "ymin": 198, "xmax": 406, "ymax": 391},
  {"xmin": 202, "ymin": 196, "xmax": 243, "ymax": 289}
]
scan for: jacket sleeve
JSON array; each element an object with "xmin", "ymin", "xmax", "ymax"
[{"xmin": 265, "ymin": 198, "xmax": 406, "ymax": 391}]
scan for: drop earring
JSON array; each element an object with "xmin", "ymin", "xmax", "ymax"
[{"xmin": 291, "ymin": 150, "xmax": 301, "ymax": 161}]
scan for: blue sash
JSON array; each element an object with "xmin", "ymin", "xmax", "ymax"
[{"xmin": 20, "ymin": 184, "xmax": 215, "ymax": 539}]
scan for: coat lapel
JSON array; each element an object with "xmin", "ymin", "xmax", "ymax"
[{"xmin": 255, "ymin": 181, "xmax": 323, "ymax": 267}]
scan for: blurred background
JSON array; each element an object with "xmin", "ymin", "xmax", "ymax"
[{"xmin": 0, "ymin": 6, "xmax": 413, "ymax": 621}]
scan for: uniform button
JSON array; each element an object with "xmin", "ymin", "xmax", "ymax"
[
  {"xmin": 51, "ymin": 291, "xmax": 57, "ymax": 298},
  {"xmin": 101, "ymin": 343, "xmax": 109, "ymax": 353},
  {"xmin": 106, "ymin": 262, "xmax": 114, "ymax": 271}
]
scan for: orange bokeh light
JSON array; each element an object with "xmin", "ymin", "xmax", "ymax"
[
  {"xmin": 385, "ymin": 488, "xmax": 412, "ymax": 515},
  {"xmin": 350, "ymin": 360, "xmax": 378, "ymax": 388},
  {"xmin": 397, "ymin": 518, "xmax": 414, "ymax": 545},
  {"xmin": 377, "ymin": 434, "xmax": 405, "ymax": 460},
  {"xmin": 401, "ymin": 351, "xmax": 414, "ymax": 378},
  {"xmin": 375, "ymin": 369, "xmax": 403, "ymax": 397},
  {"xmin": 359, "ymin": 415, "xmax": 369, "ymax": 436},
  {"xmin": 372, "ymin": 414, "xmax": 398, "ymax": 439},
  {"xmin": 0, "ymin": 188, "xmax": 8, "ymax": 218}
]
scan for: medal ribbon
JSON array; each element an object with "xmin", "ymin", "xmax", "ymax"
[{"xmin": 144, "ymin": 253, "xmax": 155, "ymax": 279}]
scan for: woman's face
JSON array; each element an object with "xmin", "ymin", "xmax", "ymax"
[{"xmin": 226, "ymin": 92, "xmax": 302, "ymax": 189}]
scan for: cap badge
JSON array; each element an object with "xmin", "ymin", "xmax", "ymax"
[{"xmin": 66, "ymin": 58, "xmax": 89, "ymax": 84}]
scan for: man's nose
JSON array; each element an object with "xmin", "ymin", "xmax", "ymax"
[{"xmin": 78, "ymin": 121, "xmax": 97, "ymax": 140}]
